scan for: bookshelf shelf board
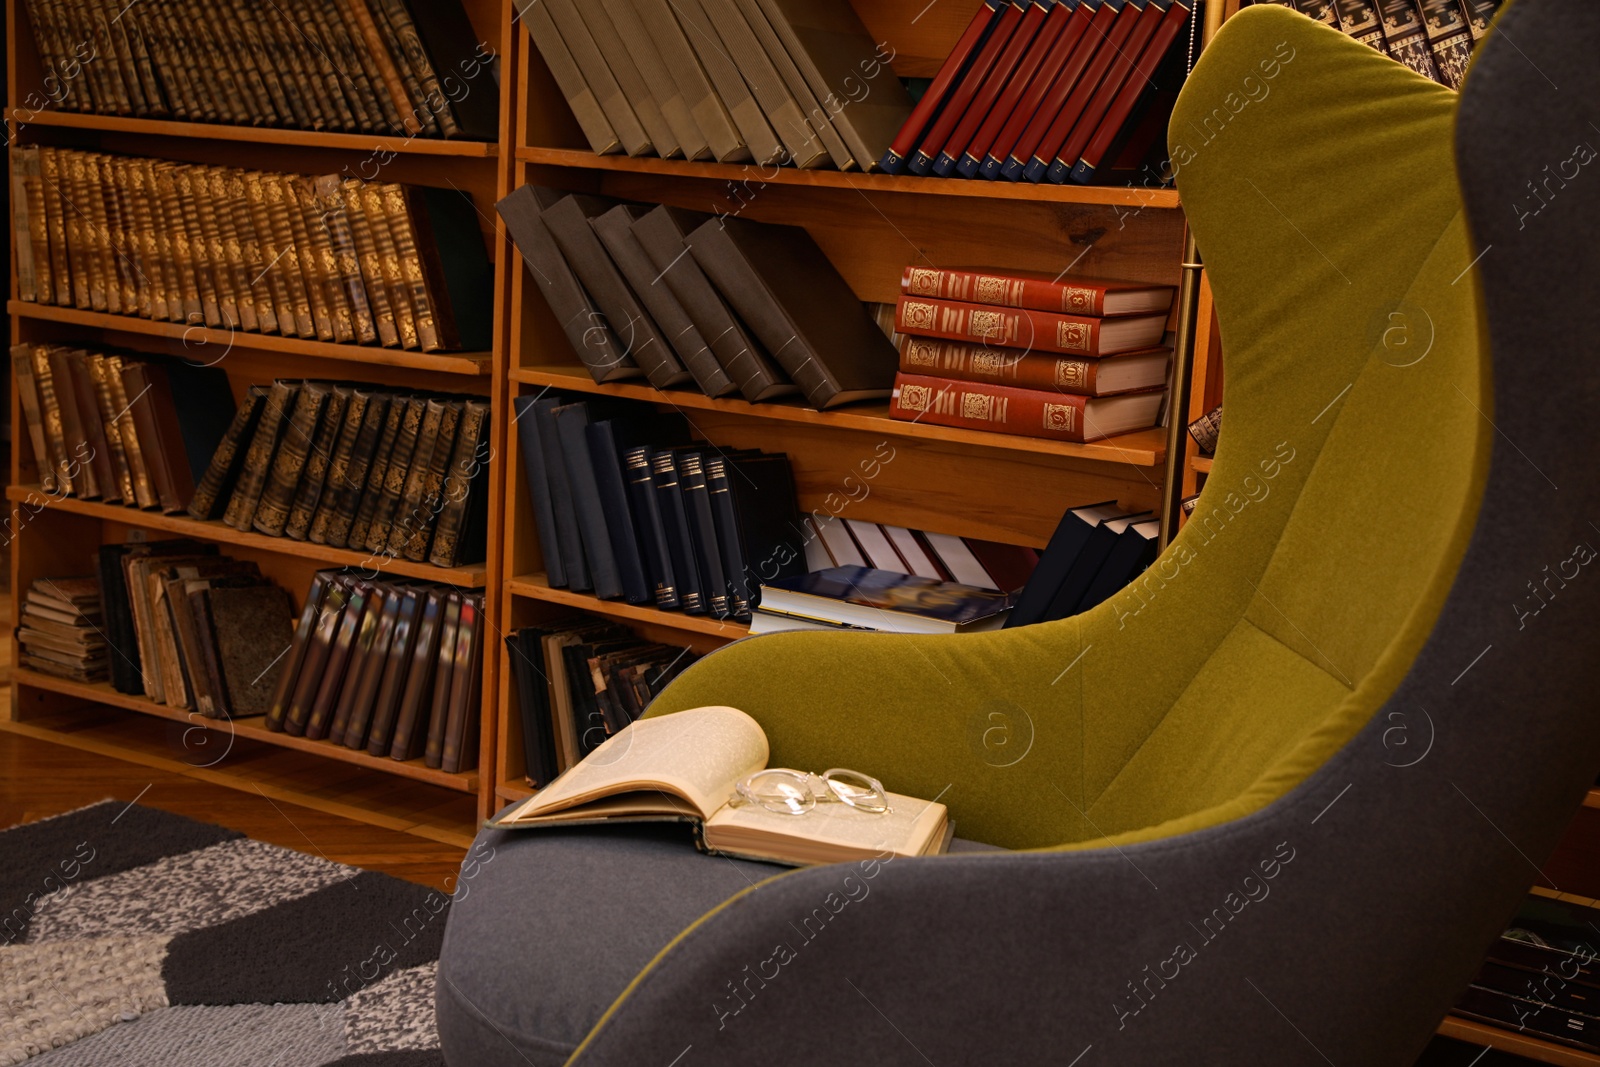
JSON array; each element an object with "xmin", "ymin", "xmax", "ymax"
[
  {"xmin": 1437, "ymin": 1016, "xmax": 1600, "ymax": 1066},
  {"xmin": 1, "ymin": 700, "xmax": 475, "ymax": 848},
  {"xmin": 497, "ymin": 782, "xmax": 536, "ymax": 804},
  {"xmin": 9, "ymin": 303, "xmax": 492, "ymax": 376},
  {"xmin": 11, "ymin": 668, "xmax": 478, "ymax": 793},
  {"xmin": 507, "ymin": 573, "xmax": 750, "ymax": 642},
  {"xmin": 4, "ymin": 486, "xmax": 490, "ymax": 587},
  {"xmin": 1586, "ymin": 788, "xmax": 1600, "ymax": 809},
  {"xmin": 510, "ymin": 365, "xmax": 1168, "ymax": 467},
  {"xmin": 1191, "ymin": 455, "xmax": 1214, "ymax": 474},
  {"xmin": 6, "ymin": 109, "xmax": 500, "ymax": 157},
  {"xmin": 515, "ymin": 147, "xmax": 1181, "ymax": 209}
]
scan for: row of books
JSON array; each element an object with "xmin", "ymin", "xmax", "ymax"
[
  {"xmin": 499, "ymin": 186, "xmax": 898, "ymax": 409},
  {"xmin": 191, "ymin": 382, "xmax": 492, "ymax": 569},
  {"xmin": 506, "ymin": 619, "xmax": 699, "ymax": 787},
  {"xmin": 1257, "ymin": 0, "xmax": 1500, "ymax": 90},
  {"xmin": 883, "ymin": 0, "xmax": 1196, "ymax": 185},
  {"xmin": 518, "ymin": 0, "xmax": 909, "ymax": 168},
  {"xmin": 1189, "ymin": 403, "xmax": 1222, "ymax": 456},
  {"xmin": 798, "ymin": 515, "xmax": 1041, "ymax": 594},
  {"xmin": 1450, "ymin": 893, "xmax": 1600, "ymax": 1054},
  {"xmin": 12, "ymin": 344, "xmax": 236, "ymax": 511},
  {"xmin": 514, "ymin": 396, "xmax": 805, "ymax": 619},
  {"xmin": 888, "ymin": 266, "xmax": 1174, "ymax": 442},
  {"xmin": 19, "ymin": 0, "xmax": 496, "ymax": 139},
  {"xmin": 265, "ymin": 572, "xmax": 485, "ymax": 772},
  {"xmin": 16, "ymin": 577, "xmax": 108, "ymax": 683},
  {"xmin": 1008, "ymin": 501, "xmax": 1161, "ymax": 626},
  {"xmin": 9, "ymin": 146, "xmax": 493, "ymax": 352},
  {"xmin": 94, "ymin": 540, "xmax": 294, "ymax": 715}
]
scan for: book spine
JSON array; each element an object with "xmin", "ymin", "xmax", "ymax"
[
  {"xmin": 364, "ymin": 0, "xmax": 438, "ymax": 135},
  {"xmin": 439, "ymin": 597, "xmax": 480, "ymax": 773},
  {"xmin": 704, "ymin": 455, "xmax": 751, "ymax": 617},
  {"xmin": 1047, "ymin": 0, "xmax": 1165, "ymax": 183},
  {"xmin": 151, "ymin": 162, "xmax": 200, "ymax": 323},
  {"xmin": 314, "ymin": 176, "xmax": 377, "ymax": 344},
  {"xmin": 899, "ymin": 335, "xmax": 1113, "ymax": 393},
  {"xmin": 364, "ymin": 590, "xmax": 419, "ymax": 753},
  {"xmin": 233, "ymin": 171, "xmax": 283, "ymax": 333},
  {"xmin": 11, "ymin": 151, "xmax": 39, "ymax": 303},
  {"xmin": 10, "ymin": 346, "xmax": 57, "ymax": 493},
  {"xmin": 86, "ymin": 354, "xmax": 135, "ymax": 503},
  {"xmin": 121, "ymin": 362, "xmax": 179, "ymax": 510},
  {"xmin": 935, "ymin": 0, "xmax": 1054, "ymax": 175},
  {"xmin": 307, "ymin": 389, "xmax": 372, "ymax": 544},
  {"xmin": 356, "ymin": 181, "xmax": 420, "ymax": 349},
  {"xmin": 281, "ymin": 577, "xmax": 351, "ymax": 735},
  {"xmin": 890, "ymin": 372, "xmax": 1090, "ymax": 442},
  {"xmin": 907, "ymin": 0, "xmax": 1028, "ymax": 175},
  {"xmin": 385, "ymin": 398, "xmax": 445, "ymax": 556},
  {"xmin": 429, "ymin": 400, "xmax": 491, "ymax": 568},
  {"xmin": 83, "ymin": 153, "xmax": 118, "ymax": 313},
  {"xmin": 623, "ymin": 446, "xmax": 678, "ymax": 608},
  {"xmin": 101, "ymin": 157, "xmax": 141, "ymax": 316},
  {"xmin": 319, "ymin": 393, "xmax": 391, "ymax": 548},
  {"xmin": 327, "ymin": 587, "xmax": 388, "ymax": 746},
  {"xmin": 980, "ymin": 3, "xmax": 1093, "ymax": 178},
  {"xmin": 423, "ymin": 593, "xmax": 462, "ymax": 767},
  {"xmin": 285, "ymin": 387, "xmax": 350, "ymax": 541},
  {"xmin": 66, "ymin": 351, "xmax": 117, "ymax": 498},
  {"xmin": 522, "ymin": 0, "xmax": 621, "ymax": 155},
  {"xmin": 896, "ymin": 295, "xmax": 1105, "ymax": 354},
  {"xmin": 587, "ymin": 422, "xmax": 652, "ymax": 605},
  {"xmin": 651, "ymin": 451, "xmax": 705, "ymax": 613},
  {"xmin": 512, "ymin": 396, "xmax": 567, "ymax": 588},
  {"xmin": 382, "ymin": 184, "xmax": 440, "ymax": 352},
  {"xmin": 882, "ymin": 0, "xmax": 1007, "ymax": 171},
  {"xmin": 358, "ymin": 396, "xmax": 422, "ymax": 552},
  {"xmin": 61, "ymin": 151, "xmax": 96, "ymax": 310},
  {"xmin": 189, "ymin": 167, "xmax": 235, "ymax": 327},
  {"xmin": 1071, "ymin": 0, "xmax": 1189, "ymax": 182},
  {"xmin": 340, "ymin": 179, "xmax": 399, "ymax": 347},
  {"xmin": 388, "ymin": 590, "xmax": 443, "ymax": 759},
  {"xmin": 20, "ymin": 149, "xmax": 53, "ymax": 306},
  {"xmin": 172, "ymin": 165, "xmax": 221, "ymax": 326},
  {"xmin": 1024, "ymin": 0, "xmax": 1139, "ymax": 182},
  {"xmin": 38, "ymin": 149, "xmax": 75, "ymax": 307},
  {"xmin": 1002, "ymin": 1, "xmax": 1116, "ymax": 179},
  {"xmin": 208, "ymin": 169, "xmax": 258, "ymax": 332},
  {"xmin": 32, "ymin": 347, "xmax": 75, "ymax": 495},
  {"xmin": 346, "ymin": 393, "xmax": 406, "ymax": 551},
  {"xmin": 337, "ymin": 0, "xmax": 412, "ymax": 134},
  {"xmin": 305, "ymin": 583, "xmax": 370, "ymax": 740},
  {"xmin": 254, "ymin": 382, "xmax": 330, "ymax": 536},
  {"xmin": 223, "ymin": 380, "xmax": 297, "ymax": 530},
  {"xmin": 377, "ymin": 0, "xmax": 460, "ymax": 137},
  {"xmin": 259, "ymin": 174, "xmax": 316, "ymax": 338},
  {"xmin": 901, "ymin": 264, "xmax": 1111, "ymax": 315},
  {"xmin": 281, "ymin": 177, "xmax": 340, "ymax": 342},
  {"xmin": 401, "ymin": 400, "xmax": 460, "ymax": 562},
  {"xmin": 103, "ymin": 355, "xmax": 156, "ymax": 509}
]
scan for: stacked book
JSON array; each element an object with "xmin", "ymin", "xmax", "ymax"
[
  {"xmin": 506, "ymin": 619, "xmax": 699, "ymax": 787},
  {"xmin": 17, "ymin": 577, "xmax": 108, "ymax": 683},
  {"xmin": 19, "ymin": 0, "xmax": 496, "ymax": 139},
  {"xmin": 191, "ymin": 382, "xmax": 492, "ymax": 569},
  {"xmin": 754, "ymin": 567, "xmax": 1018, "ymax": 634},
  {"xmin": 515, "ymin": 396, "xmax": 806, "ymax": 619},
  {"xmin": 888, "ymin": 266, "xmax": 1174, "ymax": 442},
  {"xmin": 499, "ymin": 186, "xmax": 899, "ymax": 409},
  {"xmin": 9, "ymin": 146, "xmax": 493, "ymax": 352},
  {"xmin": 1450, "ymin": 893, "xmax": 1600, "ymax": 1054},
  {"xmin": 798, "ymin": 516, "xmax": 1041, "ymax": 594},
  {"xmin": 266, "ymin": 572, "xmax": 485, "ymax": 773},
  {"xmin": 1006, "ymin": 501, "xmax": 1161, "ymax": 626},
  {"xmin": 516, "ymin": 0, "xmax": 910, "ymax": 168},
  {"xmin": 11, "ymin": 344, "xmax": 237, "ymax": 512},
  {"xmin": 95, "ymin": 540, "xmax": 296, "ymax": 716},
  {"xmin": 882, "ymin": 0, "xmax": 1196, "ymax": 185},
  {"xmin": 1256, "ymin": 0, "xmax": 1500, "ymax": 89},
  {"xmin": 1189, "ymin": 403, "xmax": 1222, "ymax": 458}
]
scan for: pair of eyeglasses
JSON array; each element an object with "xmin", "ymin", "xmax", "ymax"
[{"xmin": 731, "ymin": 768, "xmax": 891, "ymax": 816}]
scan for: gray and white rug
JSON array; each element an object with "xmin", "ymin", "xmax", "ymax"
[{"xmin": 1, "ymin": 802, "xmax": 451, "ymax": 1067}]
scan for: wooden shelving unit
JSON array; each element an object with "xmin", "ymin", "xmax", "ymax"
[{"xmin": 4, "ymin": 0, "xmax": 516, "ymax": 840}]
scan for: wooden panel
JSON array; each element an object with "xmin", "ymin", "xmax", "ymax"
[
  {"xmin": 1436, "ymin": 1017, "xmax": 1600, "ymax": 1066},
  {"xmin": 852, "ymin": 0, "xmax": 989, "ymax": 78}
]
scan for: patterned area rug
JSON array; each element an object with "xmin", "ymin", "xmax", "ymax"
[{"xmin": 1, "ymin": 802, "xmax": 453, "ymax": 1067}]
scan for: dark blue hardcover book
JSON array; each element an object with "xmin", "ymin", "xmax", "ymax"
[{"xmin": 513, "ymin": 394, "xmax": 566, "ymax": 588}]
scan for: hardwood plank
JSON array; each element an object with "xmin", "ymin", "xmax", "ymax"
[
  {"xmin": 1436, "ymin": 1017, "xmax": 1600, "ymax": 1066},
  {"xmin": 507, "ymin": 573, "xmax": 747, "ymax": 643}
]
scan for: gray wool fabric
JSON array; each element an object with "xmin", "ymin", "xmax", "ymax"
[{"xmin": 435, "ymin": 2, "xmax": 1600, "ymax": 1064}]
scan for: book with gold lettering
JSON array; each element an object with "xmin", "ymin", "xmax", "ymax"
[
  {"xmin": 347, "ymin": 394, "xmax": 411, "ymax": 551},
  {"xmin": 188, "ymin": 386, "xmax": 268, "ymax": 521},
  {"xmin": 38, "ymin": 148, "xmax": 74, "ymax": 306},
  {"xmin": 400, "ymin": 400, "xmax": 463, "ymax": 561},
  {"xmin": 366, "ymin": 396, "xmax": 427, "ymax": 553},
  {"xmin": 890, "ymin": 371, "xmax": 1165, "ymax": 442},
  {"xmin": 254, "ymin": 382, "xmax": 331, "ymax": 537},
  {"xmin": 309, "ymin": 389, "xmax": 377, "ymax": 545},
  {"xmin": 428, "ymin": 399, "xmax": 491, "ymax": 568},
  {"xmin": 224, "ymin": 380, "xmax": 299, "ymax": 530},
  {"xmin": 895, "ymin": 294, "xmax": 1168, "ymax": 357},
  {"xmin": 898, "ymin": 337, "xmax": 1172, "ymax": 397},
  {"xmin": 285, "ymin": 385, "xmax": 352, "ymax": 541}
]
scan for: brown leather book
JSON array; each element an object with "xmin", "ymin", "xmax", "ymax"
[
  {"xmin": 188, "ymin": 166, "xmax": 237, "ymax": 328},
  {"xmin": 244, "ymin": 171, "xmax": 302, "ymax": 335},
  {"xmin": 380, "ymin": 183, "xmax": 439, "ymax": 351},
  {"xmin": 25, "ymin": 346, "xmax": 73, "ymax": 494},
  {"xmin": 185, "ymin": 584, "xmax": 231, "ymax": 718},
  {"xmin": 334, "ymin": 0, "xmax": 410, "ymax": 133},
  {"xmin": 294, "ymin": 175, "xmax": 357, "ymax": 342},
  {"xmin": 65, "ymin": 350, "xmax": 118, "ymax": 500},
  {"xmin": 340, "ymin": 179, "xmax": 400, "ymax": 347},
  {"xmin": 686, "ymin": 215, "xmax": 899, "ymax": 409},
  {"xmin": 364, "ymin": 396, "xmax": 426, "ymax": 553},
  {"xmin": 319, "ymin": 392, "xmax": 392, "ymax": 548},
  {"xmin": 254, "ymin": 382, "xmax": 331, "ymax": 537},
  {"xmin": 281, "ymin": 177, "xmax": 339, "ymax": 343},
  {"xmin": 61, "ymin": 152, "xmax": 96, "ymax": 310},
  {"xmin": 257, "ymin": 173, "xmax": 316, "ymax": 338},
  {"xmin": 157, "ymin": 560, "xmax": 260, "ymax": 709},
  {"xmin": 309, "ymin": 389, "xmax": 378, "ymax": 544},
  {"xmin": 120, "ymin": 361, "xmax": 176, "ymax": 510},
  {"xmin": 357, "ymin": 181, "xmax": 420, "ymax": 349},
  {"xmin": 315, "ymin": 175, "xmax": 377, "ymax": 345},
  {"xmin": 440, "ymin": 593, "xmax": 485, "ymax": 773},
  {"xmin": 188, "ymin": 386, "xmax": 269, "ymax": 522},
  {"xmin": 326, "ymin": 585, "xmax": 387, "ymax": 745},
  {"xmin": 347, "ymin": 394, "xmax": 409, "ymax": 551},
  {"xmin": 226, "ymin": 0, "xmax": 294, "ymax": 123},
  {"xmin": 338, "ymin": 583, "xmax": 406, "ymax": 749},
  {"xmin": 205, "ymin": 168, "xmax": 257, "ymax": 331},
  {"xmin": 225, "ymin": 170, "xmax": 276, "ymax": 333},
  {"xmin": 422, "ymin": 592, "xmax": 462, "ymax": 768},
  {"xmin": 103, "ymin": 157, "xmax": 142, "ymax": 316},
  {"xmin": 17, "ymin": 148, "xmax": 53, "ymax": 305},
  {"xmin": 363, "ymin": 588, "xmax": 421, "ymax": 754},
  {"xmin": 207, "ymin": 582, "xmax": 296, "ymax": 717},
  {"xmin": 385, "ymin": 398, "xmax": 447, "ymax": 558},
  {"xmin": 374, "ymin": 0, "xmax": 458, "ymax": 136},
  {"xmin": 223, "ymin": 380, "xmax": 299, "ymax": 531},
  {"xmin": 10, "ymin": 346, "xmax": 55, "ymax": 493},
  {"xmin": 366, "ymin": 0, "xmax": 439, "ymax": 136},
  {"xmin": 266, "ymin": 570, "xmax": 338, "ymax": 731},
  {"xmin": 172, "ymin": 165, "xmax": 224, "ymax": 328},
  {"xmin": 83, "ymin": 154, "xmax": 118, "ymax": 314},
  {"xmin": 428, "ymin": 399, "xmax": 491, "ymax": 568},
  {"xmin": 295, "ymin": 11, "xmax": 360, "ymax": 132},
  {"xmin": 151, "ymin": 162, "xmax": 202, "ymax": 324},
  {"xmin": 285, "ymin": 386, "xmax": 351, "ymax": 541},
  {"xmin": 399, "ymin": 400, "xmax": 461, "ymax": 561},
  {"xmin": 102, "ymin": 354, "xmax": 158, "ymax": 510},
  {"xmin": 303, "ymin": 580, "xmax": 373, "ymax": 740},
  {"xmin": 123, "ymin": 552, "xmax": 217, "ymax": 701},
  {"xmin": 388, "ymin": 588, "xmax": 444, "ymax": 760},
  {"xmin": 85, "ymin": 353, "xmax": 135, "ymax": 504},
  {"xmin": 37, "ymin": 148, "xmax": 75, "ymax": 307},
  {"xmin": 129, "ymin": 160, "xmax": 173, "ymax": 322},
  {"xmin": 10, "ymin": 145, "xmax": 39, "ymax": 302},
  {"xmin": 47, "ymin": 348, "xmax": 100, "ymax": 498}
]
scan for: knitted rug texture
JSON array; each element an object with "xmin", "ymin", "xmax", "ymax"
[{"xmin": 1, "ymin": 802, "xmax": 452, "ymax": 1067}]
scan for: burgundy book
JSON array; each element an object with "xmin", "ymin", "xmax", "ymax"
[
  {"xmin": 1019, "ymin": 0, "xmax": 1142, "ymax": 182},
  {"xmin": 880, "ymin": 0, "xmax": 1008, "ymax": 173},
  {"xmin": 1069, "ymin": 0, "xmax": 1192, "ymax": 183},
  {"xmin": 930, "ymin": 0, "xmax": 1055, "ymax": 176},
  {"xmin": 958, "ymin": 0, "xmax": 1080, "ymax": 178},
  {"xmin": 901, "ymin": 266, "xmax": 1174, "ymax": 316},
  {"xmin": 1000, "ymin": 0, "xmax": 1122, "ymax": 180},
  {"xmin": 905, "ymin": 0, "xmax": 1029, "ymax": 175},
  {"xmin": 889, "ymin": 372, "xmax": 1164, "ymax": 443},
  {"xmin": 1046, "ymin": 0, "xmax": 1173, "ymax": 183},
  {"xmin": 899, "ymin": 336, "xmax": 1171, "ymax": 396},
  {"xmin": 895, "ymin": 294, "xmax": 1168, "ymax": 355}
]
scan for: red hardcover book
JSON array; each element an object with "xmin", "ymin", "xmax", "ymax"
[
  {"xmin": 1022, "ymin": 0, "xmax": 1145, "ymax": 181},
  {"xmin": 898, "ymin": 336, "xmax": 1171, "ymax": 395},
  {"xmin": 895, "ymin": 294, "xmax": 1168, "ymax": 355},
  {"xmin": 1046, "ymin": 0, "xmax": 1172, "ymax": 182},
  {"xmin": 930, "ymin": 0, "xmax": 1055, "ymax": 176},
  {"xmin": 906, "ymin": 0, "xmax": 1030, "ymax": 175},
  {"xmin": 958, "ymin": 0, "xmax": 1080, "ymax": 177},
  {"xmin": 880, "ymin": 0, "xmax": 1009, "ymax": 173},
  {"xmin": 889, "ymin": 372, "xmax": 1165, "ymax": 443},
  {"xmin": 1000, "ymin": 0, "xmax": 1120, "ymax": 179},
  {"xmin": 901, "ymin": 265, "xmax": 1175, "ymax": 316},
  {"xmin": 1069, "ymin": 0, "xmax": 1192, "ymax": 183}
]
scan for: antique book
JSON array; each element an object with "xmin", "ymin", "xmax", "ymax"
[
  {"xmin": 281, "ymin": 177, "xmax": 340, "ymax": 342},
  {"xmin": 391, "ymin": 399, "xmax": 457, "ymax": 560},
  {"xmin": 497, "ymin": 185, "xmax": 643, "ymax": 383},
  {"xmin": 686, "ymin": 217, "xmax": 898, "ymax": 408},
  {"xmin": 303, "ymin": 581, "xmax": 374, "ymax": 740},
  {"xmin": 367, "ymin": 397, "xmax": 429, "ymax": 553},
  {"xmin": 315, "ymin": 175, "xmax": 377, "ymax": 344},
  {"xmin": 203, "ymin": 580, "xmax": 295, "ymax": 716},
  {"xmin": 265, "ymin": 571, "xmax": 337, "ymax": 731},
  {"xmin": 238, "ymin": 171, "xmax": 289, "ymax": 334},
  {"xmin": 440, "ymin": 594, "xmax": 485, "ymax": 773},
  {"xmin": 898, "ymin": 337, "xmax": 1172, "ymax": 396},
  {"xmin": 393, "ymin": 184, "xmax": 496, "ymax": 352},
  {"xmin": 1373, "ymin": 0, "xmax": 1442, "ymax": 80},
  {"xmin": 422, "ymin": 593, "xmax": 463, "ymax": 767},
  {"xmin": 930, "ymin": 0, "xmax": 1053, "ymax": 176},
  {"xmin": 307, "ymin": 388, "xmax": 376, "ymax": 544},
  {"xmin": 388, "ymin": 588, "xmax": 446, "ymax": 761},
  {"xmin": 429, "ymin": 399, "xmax": 492, "ymax": 568},
  {"xmin": 46, "ymin": 349, "xmax": 100, "ymax": 498},
  {"xmin": 256, "ymin": 172, "xmax": 316, "ymax": 337},
  {"xmin": 26, "ymin": 345, "xmax": 74, "ymax": 494},
  {"xmin": 677, "ymin": 449, "xmax": 731, "ymax": 618},
  {"xmin": 901, "ymin": 267, "xmax": 1175, "ymax": 317},
  {"xmin": 11, "ymin": 147, "xmax": 40, "ymax": 302},
  {"xmin": 895, "ymin": 295, "xmax": 1167, "ymax": 355},
  {"xmin": 61, "ymin": 152, "xmax": 98, "ymax": 310},
  {"xmin": 362, "ymin": 588, "xmax": 422, "ymax": 754},
  {"xmin": 347, "ymin": 393, "xmax": 410, "ymax": 551},
  {"xmin": 623, "ymin": 445, "xmax": 677, "ymax": 609},
  {"xmin": 189, "ymin": 167, "xmax": 237, "ymax": 326},
  {"xmin": 10, "ymin": 346, "xmax": 56, "ymax": 492},
  {"xmin": 708, "ymin": 451, "xmax": 806, "ymax": 616},
  {"xmin": 491, "ymin": 706, "xmax": 951, "ymax": 866},
  {"xmin": 569, "ymin": 0, "xmax": 679, "ymax": 157},
  {"xmin": 38, "ymin": 148, "xmax": 75, "ymax": 306},
  {"xmin": 651, "ymin": 450, "xmax": 707, "ymax": 614},
  {"xmin": 402, "ymin": 399, "xmax": 464, "ymax": 562},
  {"xmin": 318, "ymin": 392, "xmax": 392, "ymax": 548},
  {"xmin": 337, "ymin": 583, "xmax": 401, "ymax": 749},
  {"xmin": 340, "ymin": 178, "xmax": 399, "ymax": 346},
  {"xmin": 223, "ymin": 380, "xmax": 300, "ymax": 530},
  {"xmin": 1420, "ymin": 0, "xmax": 1474, "ymax": 88},
  {"xmin": 64, "ymin": 351, "xmax": 119, "ymax": 500},
  {"xmin": 586, "ymin": 418, "xmax": 657, "ymax": 606},
  {"xmin": 172, "ymin": 164, "xmax": 224, "ymax": 326},
  {"xmin": 906, "ymin": 0, "xmax": 1030, "ymax": 175},
  {"xmin": 507, "ymin": 629, "xmax": 560, "ymax": 785},
  {"xmin": 284, "ymin": 386, "xmax": 351, "ymax": 541},
  {"xmin": 960, "ymin": 0, "xmax": 1081, "ymax": 177},
  {"xmin": 20, "ymin": 147, "xmax": 54, "ymax": 304},
  {"xmin": 599, "ymin": 0, "xmax": 707, "ymax": 158},
  {"xmin": 890, "ymin": 372, "xmax": 1164, "ymax": 442},
  {"xmin": 1188, "ymin": 402, "xmax": 1222, "ymax": 453},
  {"xmin": 1068, "ymin": 0, "xmax": 1193, "ymax": 183},
  {"xmin": 327, "ymin": 586, "xmax": 391, "ymax": 746},
  {"xmin": 555, "ymin": 403, "xmax": 625, "ymax": 600},
  {"xmin": 1002, "ymin": 0, "xmax": 1126, "ymax": 180},
  {"xmin": 254, "ymin": 382, "xmax": 332, "ymax": 536},
  {"xmin": 86, "ymin": 354, "xmax": 136, "ymax": 504}
]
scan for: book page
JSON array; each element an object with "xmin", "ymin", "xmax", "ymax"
[
  {"xmin": 704, "ymin": 790, "xmax": 949, "ymax": 865},
  {"xmin": 501, "ymin": 705, "xmax": 769, "ymax": 822}
]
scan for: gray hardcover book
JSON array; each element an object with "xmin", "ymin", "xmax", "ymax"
[
  {"xmin": 568, "ymin": 0, "xmax": 681, "ymax": 157},
  {"xmin": 752, "ymin": 0, "xmax": 916, "ymax": 170},
  {"xmin": 521, "ymin": 0, "xmax": 651, "ymax": 155},
  {"xmin": 520, "ymin": 0, "xmax": 621, "ymax": 154},
  {"xmin": 671, "ymin": 0, "xmax": 786, "ymax": 164},
  {"xmin": 599, "ymin": 0, "xmax": 712, "ymax": 159},
  {"xmin": 730, "ymin": 0, "xmax": 854, "ymax": 169},
  {"xmin": 695, "ymin": 0, "xmax": 830, "ymax": 167},
  {"xmin": 631, "ymin": 0, "xmax": 749, "ymax": 161}
]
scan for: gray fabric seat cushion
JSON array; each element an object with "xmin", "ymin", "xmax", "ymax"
[{"xmin": 436, "ymin": 823, "xmax": 1003, "ymax": 1066}]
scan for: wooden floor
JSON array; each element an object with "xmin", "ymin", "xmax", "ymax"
[{"xmin": 0, "ymin": 727, "xmax": 469, "ymax": 889}]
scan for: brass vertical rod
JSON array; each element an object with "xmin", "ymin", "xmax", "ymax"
[{"xmin": 1158, "ymin": 233, "xmax": 1204, "ymax": 549}]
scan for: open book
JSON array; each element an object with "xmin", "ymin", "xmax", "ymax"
[{"xmin": 488, "ymin": 706, "xmax": 951, "ymax": 867}]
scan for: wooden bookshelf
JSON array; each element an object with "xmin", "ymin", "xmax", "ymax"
[
  {"xmin": 1436, "ymin": 1017, "xmax": 1600, "ymax": 1066},
  {"xmin": 5, "ymin": 0, "xmax": 516, "ymax": 838}
]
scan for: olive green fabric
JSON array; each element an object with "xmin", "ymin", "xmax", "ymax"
[{"xmin": 648, "ymin": 6, "xmax": 1490, "ymax": 853}]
